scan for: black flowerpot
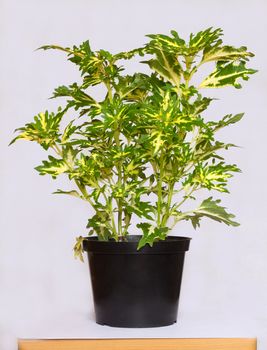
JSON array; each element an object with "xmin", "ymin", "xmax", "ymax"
[{"xmin": 83, "ymin": 235, "xmax": 191, "ymax": 328}]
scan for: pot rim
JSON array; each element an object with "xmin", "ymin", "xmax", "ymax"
[{"xmin": 83, "ymin": 235, "xmax": 191, "ymax": 254}]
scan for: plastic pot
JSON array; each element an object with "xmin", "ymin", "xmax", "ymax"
[{"xmin": 83, "ymin": 235, "xmax": 191, "ymax": 328}]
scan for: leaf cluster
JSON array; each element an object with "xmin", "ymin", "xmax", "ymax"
[{"xmin": 11, "ymin": 28, "xmax": 256, "ymax": 257}]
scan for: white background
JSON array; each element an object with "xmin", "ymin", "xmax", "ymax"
[{"xmin": 1, "ymin": 0, "xmax": 267, "ymax": 349}]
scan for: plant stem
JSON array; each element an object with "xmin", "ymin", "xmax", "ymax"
[
  {"xmin": 157, "ymin": 152, "xmax": 164, "ymax": 227},
  {"xmin": 184, "ymin": 55, "xmax": 194, "ymax": 84},
  {"xmin": 122, "ymin": 211, "xmax": 131, "ymax": 236},
  {"xmin": 101, "ymin": 188, "xmax": 118, "ymax": 239},
  {"xmin": 75, "ymin": 181, "xmax": 94, "ymax": 208},
  {"xmin": 174, "ymin": 185, "xmax": 197, "ymax": 210},
  {"xmin": 105, "ymin": 80, "xmax": 124, "ymax": 239},
  {"xmin": 161, "ymin": 181, "xmax": 174, "ymax": 227},
  {"xmin": 114, "ymin": 130, "xmax": 123, "ymax": 239},
  {"xmin": 169, "ymin": 185, "xmax": 198, "ymax": 229},
  {"xmin": 105, "ymin": 81, "xmax": 113, "ymax": 102}
]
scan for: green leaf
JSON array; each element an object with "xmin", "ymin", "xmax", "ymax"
[
  {"xmin": 146, "ymin": 32, "xmax": 186, "ymax": 55},
  {"xmin": 10, "ymin": 109, "xmax": 64, "ymax": 150},
  {"xmin": 137, "ymin": 223, "xmax": 169, "ymax": 249},
  {"xmin": 35, "ymin": 155, "xmax": 69, "ymax": 178},
  {"xmin": 52, "ymin": 85, "xmax": 72, "ymax": 98},
  {"xmin": 189, "ymin": 27, "xmax": 223, "ymax": 52},
  {"xmin": 38, "ymin": 41, "xmax": 92, "ymax": 63},
  {"xmin": 185, "ymin": 162, "xmax": 240, "ymax": 193},
  {"xmin": 115, "ymin": 73, "xmax": 150, "ymax": 101},
  {"xmin": 143, "ymin": 31, "xmax": 187, "ymax": 85},
  {"xmin": 184, "ymin": 96, "xmax": 214, "ymax": 115},
  {"xmin": 113, "ymin": 47, "xmax": 146, "ymax": 60},
  {"xmin": 70, "ymin": 154, "xmax": 102, "ymax": 186},
  {"xmin": 40, "ymin": 41, "xmax": 123, "ymax": 88},
  {"xmin": 61, "ymin": 121, "xmax": 77, "ymax": 144},
  {"xmin": 200, "ymin": 61, "xmax": 257, "ymax": 89},
  {"xmin": 52, "ymin": 83, "xmax": 97, "ymax": 112},
  {"xmin": 126, "ymin": 201, "xmax": 155, "ymax": 220},
  {"xmin": 53, "ymin": 189, "xmax": 84, "ymax": 199},
  {"xmin": 210, "ymin": 113, "xmax": 244, "ymax": 131},
  {"xmin": 184, "ymin": 197, "xmax": 240, "ymax": 228},
  {"xmin": 86, "ymin": 212, "xmax": 112, "ymax": 241},
  {"xmin": 202, "ymin": 45, "xmax": 254, "ymax": 64},
  {"xmin": 142, "ymin": 50, "xmax": 182, "ymax": 86}
]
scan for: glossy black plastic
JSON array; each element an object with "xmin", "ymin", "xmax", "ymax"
[{"xmin": 83, "ymin": 235, "xmax": 191, "ymax": 328}]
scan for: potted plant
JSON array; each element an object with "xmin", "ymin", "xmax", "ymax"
[{"xmin": 11, "ymin": 27, "xmax": 256, "ymax": 328}]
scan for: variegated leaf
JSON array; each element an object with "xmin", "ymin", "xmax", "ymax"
[
  {"xmin": 52, "ymin": 83, "xmax": 97, "ymax": 110},
  {"xmin": 202, "ymin": 45, "xmax": 254, "ymax": 64},
  {"xmin": 142, "ymin": 50, "xmax": 182, "ymax": 86},
  {"xmin": 185, "ymin": 162, "xmax": 240, "ymax": 193},
  {"xmin": 137, "ymin": 223, "xmax": 169, "ymax": 249},
  {"xmin": 196, "ymin": 197, "xmax": 240, "ymax": 226},
  {"xmin": 35, "ymin": 156, "xmax": 69, "ymax": 178},
  {"xmin": 12, "ymin": 29, "xmax": 256, "ymax": 248},
  {"xmin": 146, "ymin": 32, "xmax": 186, "ymax": 54},
  {"xmin": 182, "ymin": 197, "xmax": 240, "ymax": 228},
  {"xmin": 53, "ymin": 189, "xmax": 85, "ymax": 200},
  {"xmin": 199, "ymin": 61, "xmax": 257, "ymax": 89},
  {"xmin": 189, "ymin": 27, "xmax": 223, "ymax": 51},
  {"xmin": 210, "ymin": 113, "xmax": 244, "ymax": 131},
  {"xmin": 10, "ymin": 110, "xmax": 64, "ymax": 150},
  {"xmin": 61, "ymin": 121, "xmax": 77, "ymax": 144}
]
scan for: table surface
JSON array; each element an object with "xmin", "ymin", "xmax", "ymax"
[
  {"xmin": 17, "ymin": 338, "xmax": 257, "ymax": 350},
  {"xmin": 1, "ymin": 309, "xmax": 266, "ymax": 350}
]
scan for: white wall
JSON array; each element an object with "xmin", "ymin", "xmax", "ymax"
[{"xmin": 1, "ymin": 0, "xmax": 267, "ymax": 349}]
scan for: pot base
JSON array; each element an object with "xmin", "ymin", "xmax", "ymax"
[{"xmin": 96, "ymin": 320, "xmax": 177, "ymax": 328}]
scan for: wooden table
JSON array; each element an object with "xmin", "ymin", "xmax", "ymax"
[{"xmin": 18, "ymin": 338, "xmax": 257, "ymax": 350}]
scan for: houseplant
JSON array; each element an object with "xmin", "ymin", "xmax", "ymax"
[{"xmin": 11, "ymin": 28, "xmax": 256, "ymax": 327}]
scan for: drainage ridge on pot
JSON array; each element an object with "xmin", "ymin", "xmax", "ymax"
[{"xmin": 83, "ymin": 235, "xmax": 191, "ymax": 328}]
